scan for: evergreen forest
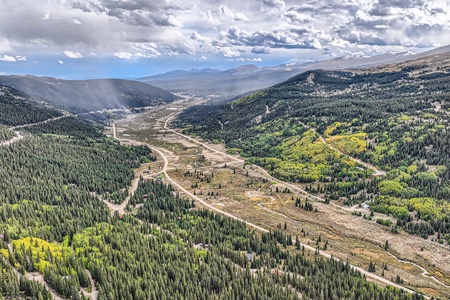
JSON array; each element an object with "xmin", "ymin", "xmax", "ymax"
[
  {"xmin": 0, "ymin": 83, "xmax": 430, "ymax": 299},
  {"xmin": 176, "ymin": 64, "xmax": 450, "ymax": 246}
]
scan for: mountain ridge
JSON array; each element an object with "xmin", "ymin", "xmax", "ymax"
[
  {"xmin": 139, "ymin": 45, "xmax": 450, "ymax": 100},
  {"xmin": 0, "ymin": 75, "xmax": 179, "ymax": 113}
]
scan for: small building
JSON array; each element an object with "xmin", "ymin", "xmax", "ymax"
[{"xmin": 362, "ymin": 204, "xmax": 370, "ymax": 210}]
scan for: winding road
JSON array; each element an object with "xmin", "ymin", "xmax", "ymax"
[
  {"xmin": 81, "ymin": 270, "xmax": 99, "ymax": 300},
  {"xmin": 291, "ymin": 116, "xmax": 386, "ymax": 177},
  {"xmin": 162, "ymin": 111, "xmax": 450, "ymax": 292},
  {"xmin": 5, "ymin": 243, "xmax": 67, "ymax": 300},
  {"xmin": 11, "ymin": 112, "xmax": 72, "ymax": 130},
  {"xmin": 249, "ymin": 191, "xmax": 295, "ymax": 222},
  {"xmin": 1, "ymin": 113, "xmax": 72, "ymax": 148},
  {"xmin": 386, "ymin": 251, "xmax": 450, "ymax": 289},
  {"xmin": 318, "ymin": 134, "xmax": 386, "ymax": 176},
  {"xmin": 102, "ymin": 175, "xmax": 140, "ymax": 216},
  {"xmin": 112, "ymin": 116, "xmax": 431, "ymax": 298},
  {"xmin": 0, "ymin": 131, "xmax": 23, "ymax": 147}
]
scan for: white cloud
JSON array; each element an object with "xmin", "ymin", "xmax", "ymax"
[
  {"xmin": 260, "ymin": 0, "xmax": 285, "ymax": 11},
  {"xmin": 132, "ymin": 43, "xmax": 161, "ymax": 58},
  {"xmin": 282, "ymin": 8, "xmax": 314, "ymax": 24},
  {"xmin": 252, "ymin": 46, "xmax": 271, "ymax": 54},
  {"xmin": 0, "ymin": 55, "xmax": 16, "ymax": 62},
  {"xmin": 0, "ymin": 0, "xmax": 448, "ymax": 71},
  {"xmin": 15, "ymin": 56, "xmax": 26, "ymax": 61},
  {"xmin": 221, "ymin": 47, "xmax": 241, "ymax": 57},
  {"xmin": 166, "ymin": 15, "xmax": 182, "ymax": 27},
  {"xmin": 217, "ymin": 5, "xmax": 249, "ymax": 22},
  {"xmin": 58, "ymin": 60, "xmax": 64, "ymax": 64},
  {"xmin": 114, "ymin": 52, "xmax": 133, "ymax": 60},
  {"xmin": 63, "ymin": 51, "xmax": 83, "ymax": 59},
  {"xmin": 135, "ymin": 52, "xmax": 159, "ymax": 58},
  {"xmin": 202, "ymin": 10, "xmax": 221, "ymax": 26},
  {"xmin": 42, "ymin": 12, "xmax": 50, "ymax": 20},
  {"xmin": 0, "ymin": 38, "xmax": 11, "ymax": 53}
]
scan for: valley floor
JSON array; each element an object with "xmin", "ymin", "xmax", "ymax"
[{"xmin": 109, "ymin": 97, "xmax": 450, "ymax": 299}]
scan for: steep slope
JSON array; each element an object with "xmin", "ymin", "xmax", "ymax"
[
  {"xmin": 0, "ymin": 76, "xmax": 179, "ymax": 113},
  {"xmin": 178, "ymin": 49, "xmax": 450, "ymax": 142},
  {"xmin": 0, "ymin": 85, "xmax": 62, "ymax": 126},
  {"xmin": 176, "ymin": 49, "xmax": 450, "ymax": 244}
]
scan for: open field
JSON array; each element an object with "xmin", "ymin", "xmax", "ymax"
[{"xmin": 113, "ymin": 98, "xmax": 450, "ymax": 299}]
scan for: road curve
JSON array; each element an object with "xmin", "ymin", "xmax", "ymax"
[
  {"xmin": 149, "ymin": 142, "xmax": 423, "ymax": 296},
  {"xmin": 112, "ymin": 117, "xmax": 426, "ymax": 297},
  {"xmin": 386, "ymin": 251, "xmax": 450, "ymax": 288},
  {"xmin": 102, "ymin": 176, "xmax": 140, "ymax": 216},
  {"xmin": 163, "ymin": 111, "xmax": 450, "ymax": 292},
  {"xmin": 81, "ymin": 270, "xmax": 99, "ymax": 300},
  {"xmin": 11, "ymin": 113, "xmax": 72, "ymax": 130},
  {"xmin": 319, "ymin": 134, "xmax": 386, "ymax": 176},
  {"xmin": 164, "ymin": 113, "xmax": 356, "ymax": 213},
  {"xmin": 1, "ymin": 112, "xmax": 72, "ymax": 147},
  {"xmin": 0, "ymin": 131, "xmax": 23, "ymax": 147}
]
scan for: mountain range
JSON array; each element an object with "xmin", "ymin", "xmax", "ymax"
[
  {"xmin": 0, "ymin": 45, "xmax": 449, "ymax": 114},
  {"xmin": 0, "ymin": 76, "xmax": 179, "ymax": 113},
  {"xmin": 140, "ymin": 45, "xmax": 450, "ymax": 103}
]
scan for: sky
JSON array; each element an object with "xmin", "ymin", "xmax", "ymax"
[{"xmin": 0, "ymin": 0, "xmax": 449, "ymax": 79}]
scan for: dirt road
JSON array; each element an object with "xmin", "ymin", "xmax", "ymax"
[
  {"xmin": 11, "ymin": 113, "xmax": 71, "ymax": 130},
  {"xmin": 5, "ymin": 243, "xmax": 67, "ymax": 300},
  {"xmin": 147, "ymin": 139, "xmax": 423, "ymax": 296},
  {"xmin": 81, "ymin": 270, "xmax": 99, "ymax": 300},
  {"xmin": 1, "ymin": 112, "xmax": 72, "ymax": 147},
  {"xmin": 318, "ymin": 134, "xmax": 386, "ymax": 176},
  {"xmin": 0, "ymin": 131, "xmax": 23, "ymax": 147},
  {"xmin": 103, "ymin": 175, "xmax": 140, "ymax": 215},
  {"xmin": 113, "ymin": 117, "xmax": 428, "ymax": 297}
]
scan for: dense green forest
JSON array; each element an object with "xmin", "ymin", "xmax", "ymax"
[
  {"xmin": 0, "ymin": 125, "xmax": 16, "ymax": 143},
  {"xmin": 0, "ymin": 85, "xmax": 62, "ymax": 126},
  {"xmin": 0, "ymin": 89, "xmax": 428, "ymax": 299},
  {"xmin": 175, "ymin": 64, "xmax": 450, "ymax": 245}
]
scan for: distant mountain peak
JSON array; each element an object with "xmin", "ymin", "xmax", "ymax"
[{"xmin": 226, "ymin": 64, "xmax": 261, "ymax": 76}]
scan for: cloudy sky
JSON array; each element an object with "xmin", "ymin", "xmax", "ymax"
[{"xmin": 0, "ymin": 0, "xmax": 449, "ymax": 78}]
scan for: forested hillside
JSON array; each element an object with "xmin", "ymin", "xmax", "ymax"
[
  {"xmin": 0, "ymin": 85, "xmax": 62, "ymax": 126},
  {"xmin": 0, "ymin": 125, "xmax": 16, "ymax": 143},
  {"xmin": 176, "ymin": 52, "xmax": 450, "ymax": 245},
  {"xmin": 0, "ymin": 76, "xmax": 179, "ymax": 113},
  {"xmin": 0, "ymin": 91, "xmax": 429, "ymax": 299}
]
